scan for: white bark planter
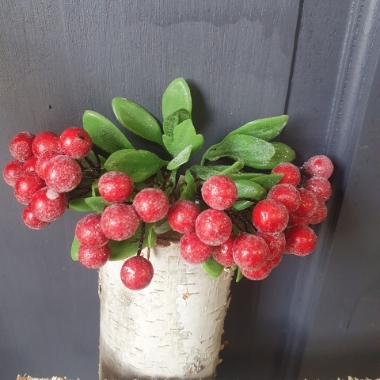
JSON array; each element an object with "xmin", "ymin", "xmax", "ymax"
[{"xmin": 98, "ymin": 237, "xmax": 233, "ymax": 380}]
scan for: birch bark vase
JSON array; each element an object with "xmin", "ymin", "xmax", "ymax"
[{"xmin": 98, "ymin": 236, "xmax": 233, "ymax": 380}]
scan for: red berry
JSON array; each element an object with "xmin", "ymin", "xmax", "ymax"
[
  {"xmin": 120, "ymin": 256, "xmax": 154, "ymax": 290},
  {"xmin": 35, "ymin": 151, "xmax": 61, "ymax": 179},
  {"xmin": 232, "ymin": 233, "xmax": 269, "ymax": 269},
  {"xmin": 167, "ymin": 200, "xmax": 200, "ymax": 234},
  {"xmin": 252, "ymin": 199, "xmax": 289, "ymax": 234},
  {"xmin": 22, "ymin": 204, "xmax": 50, "ymax": 230},
  {"xmin": 44, "ymin": 155, "xmax": 82, "ymax": 193},
  {"xmin": 268, "ymin": 252, "xmax": 283, "ymax": 269},
  {"xmin": 267, "ymin": 184, "xmax": 301, "ymax": 213},
  {"xmin": 22, "ymin": 156, "xmax": 38, "ymax": 173},
  {"xmin": 14, "ymin": 172, "xmax": 45, "ymax": 204},
  {"xmin": 32, "ymin": 131, "xmax": 60, "ymax": 157},
  {"xmin": 75, "ymin": 213, "xmax": 109, "ymax": 247},
  {"xmin": 9, "ymin": 132, "xmax": 35, "ymax": 162},
  {"xmin": 78, "ymin": 244, "xmax": 110, "ymax": 269},
  {"xmin": 289, "ymin": 213, "xmax": 311, "ymax": 225},
  {"xmin": 133, "ymin": 188, "xmax": 169, "ymax": 223},
  {"xmin": 272, "ymin": 162, "xmax": 301, "ymax": 186},
  {"xmin": 285, "ymin": 225, "xmax": 317, "ymax": 256},
  {"xmin": 195, "ymin": 209, "xmax": 232, "ymax": 246},
  {"xmin": 179, "ymin": 232, "xmax": 213, "ymax": 264},
  {"xmin": 3, "ymin": 160, "xmax": 24, "ymax": 186},
  {"xmin": 212, "ymin": 234, "xmax": 236, "ymax": 267},
  {"xmin": 241, "ymin": 262, "xmax": 272, "ymax": 280},
  {"xmin": 59, "ymin": 127, "xmax": 92, "ymax": 159},
  {"xmin": 257, "ymin": 232, "xmax": 286, "ymax": 259},
  {"xmin": 294, "ymin": 188, "xmax": 318, "ymax": 217},
  {"xmin": 309, "ymin": 202, "xmax": 328, "ymax": 225},
  {"xmin": 201, "ymin": 175, "xmax": 237, "ymax": 210},
  {"xmin": 98, "ymin": 171, "xmax": 134, "ymax": 203},
  {"xmin": 30, "ymin": 187, "xmax": 67, "ymax": 222},
  {"xmin": 304, "ymin": 155, "xmax": 333, "ymax": 179},
  {"xmin": 305, "ymin": 176, "xmax": 332, "ymax": 202},
  {"xmin": 101, "ymin": 204, "xmax": 140, "ymax": 241}
]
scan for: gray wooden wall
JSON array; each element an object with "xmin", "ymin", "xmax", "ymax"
[{"xmin": 1, "ymin": 1, "xmax": 379, "ymax": 379}]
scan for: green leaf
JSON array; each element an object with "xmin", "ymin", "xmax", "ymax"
[
  {"xmin": 232, "ymin": 200, "xmax": 254, "ymax": 211},
  {"xmin": 68, "ymin": 199, "xmax": 93, "ymax": 212},
  {"xmin": 105, "ymin": 149, "xmax": 167, "ymax": 182},
  {"xmin": 202, "ymin": 256, "xmax": 224, "ymax": 278},
  {"xmin": 108, "ymin": 223, "xmax": 150, "ymax": 261},
  {"xmin": 180, "ymin": 170, "xmax": 197, "ymax": 201},
  {"xmin": 227, "ymin": 115, "xmax": 288, "ymax": 141},
  {"xmin": 162, "ymin": 119, "xmax": 203, "ymax": 157},
  {"xmin": 202, "ymin": 135, "xmax": 275, "ymax": 167},
  {"xmin": 189, "ymin": 164, "xmax": 243, "ymax": 181},
  {"xmin": 147, "ymin": 227, "xmax": 157, "ymax": 248},
  {"xmin": 162, "ymin": 78, "xmax": 192, "ymax": 119},
  {"xmin": 83, "ymin": 110, "xmax": 133, "ymax": 153},
  {"xmin": 250, "ymin": 142, "xmax": 296, "ymax": 170},
  {"xmin": 84, "ymin": 196, "xmax": 111, "ymax": 213},
  {"xmin": 234, "ymin": 180, "xmax": 267, "ymax": 200},
  {"xmin": 112, "ymin": 97, "xmax": 163, "ymax": 146},
  {"xmin": 163, "ymin": 108, "xmax": 191, "ymax": 138},
  {"xmin": 236, "ymin": 267, "xmax": 244, "ymax": 282},
  {"xmin": 227, "ymin": 172, "xmax": 265, "ymax": 181},
  {"xmin": 70, "ymin": 236, "xmax": 80, "ymax": 261},
  {"xmin": 167, "ymin": 145, "xmax": 192, "ymax": 170},
  {"xmin": 249, "ymin": 173, "xmax": 284, "ymax": 191}
]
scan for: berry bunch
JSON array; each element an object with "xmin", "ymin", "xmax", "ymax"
[
  {"xmin": 4, "ymin": 127, "xmax": 92, "ymax": 228},
  {"xmin": 3, "ymin": 78, "xmax": 334, "ymax": 291}
]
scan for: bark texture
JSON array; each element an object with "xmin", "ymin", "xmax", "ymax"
[{"xmin": 99, "ymin": 240, "xmax": 233, "ymax": 380}]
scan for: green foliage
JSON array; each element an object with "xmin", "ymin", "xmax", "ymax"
[
  {"xmin": 162, "ymin": 78, "xmax": 192, "ymax": 119},
  {"xmin": 202, "ymin": 256, "xmax": 225, "ymax": 278},
  {"xmin": 83, "ymin": 110, "xmax": 133, "ymax": 153},
  {"xmin": 112, "ymin": 97, "xmax": 164, "ymax": 146}
]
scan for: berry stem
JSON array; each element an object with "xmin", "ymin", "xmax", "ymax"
[{"xmin": 136, "ymin": 222, "xmax": 146, "ymax": 256}]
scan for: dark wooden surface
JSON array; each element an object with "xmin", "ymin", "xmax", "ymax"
[{"xmin": 0, "ymin": 1, "xmax": 379, "ymax": 379}]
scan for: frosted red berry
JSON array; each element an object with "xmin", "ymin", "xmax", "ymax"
[
  {"xmin": 303, "ymin": 155, "xmax": 333, "ymax": 179},
  {"xmin": 232, "ymin": 233, "xmax": 269, "ymax": 269},
  {"xmin": 212, "ymin": 234, "xmax": 236, "ymax": 267},
  {"xmin": 195, "ymin": 209, "xmax": 232, "ymax": 246},
  {"xmin": 75, "ymin": 213, "xmax": 109, "ymax": 247},
  {"xmin": 120, "ymin": 256, "xmax": 154, "ymax": 290},
  {"xmin": 269, "ymin": 251, "xmax": 283, "ymax": 268},
  {"xmin": 241, "ymin": 262, "xmax": 272, "ymax": 280},
  {"xmin": 179, "ymin": 232, "xmax": 213, "ymax": 264},
  {"xmin": 133, "ymin": 188, "xmax": 169, "ymax": 223},
  {"xmin": 3, "ymin": 160, "xmax": 24, "ymax": 186},
  {"xmin": 78, "ymin": 244, "xmax": 110, "ymax": 269},
  {"xmin": 98, "ymin": 171, "xmax": 134, "ymax": 203},
  {"xmin": 257, "ymin": 232, "xmax": 286, "ymax": 259},
  {"xmin": 30, "ymin": 187, "xmax": 68, "ymax": 222},
  {"xmin": 44, "ymin": 155, "xmax": 82, "ymax": 193},
  {"xmin": 167, "ymin": 200, "xmax": 200, "ymax": 234},
  {"xmin": 101, "ymin": 204, "xmax": 140, "ymax": 241},
  {"xmin": 309, "ymin": 202, "xmax": 328, "ymax": 225},
  {"xmin": 32, "ymin": 131, "xmax": 60, "ymax": 157},
  {"xmin": 14, "ymin": 172, "xmax": 45, "ymax": 204},
  {"xmin": 305, "ymin": 176, "xmax": 332, "ymax": 202},
  {"xmin": 252, "ymin": 199, "xmax": 289, "ymax": 234},
  {"xmin": 22, "ymin": 204, "xmax": 50, "ymax": 230},
  {"xmin": 267, "ymin": 184, "xmax": 301, "ymax": 213},
  {"xmin": 201, "ymin": 175, "xmax": 238, "ymax": 210},
  {"xmin": 9, "ymin": 132, "xmax": 35, "ymax": 162},
  {"xmin": 272, "ymin": 162, "xmax": 301, "ymax": 186},
  {"xmin": 289, "ymin": 213, "xmax": 311, "ymax": 225},
  {"xmin": 22, "ymin": 156, "xmax": 38, "ymax": 173},
  {"xmin": 35, "ymin": 151, "xmax": 61, "ymax": 180},
  {"xmin": 294, "ymin": 188, "xmax": 318, "ymax": 217},
  {"xmin": 59, "ymin": 127, "xmax": 92, "ymax": 159},
  {"xmin": 285, "ymin": 225, "xmax": 317, "ymax": 256}
]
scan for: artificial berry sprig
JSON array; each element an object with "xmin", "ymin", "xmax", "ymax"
[{"xmin": 3, "ymin": 78, "xmax": 334, "ymax": 290}]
